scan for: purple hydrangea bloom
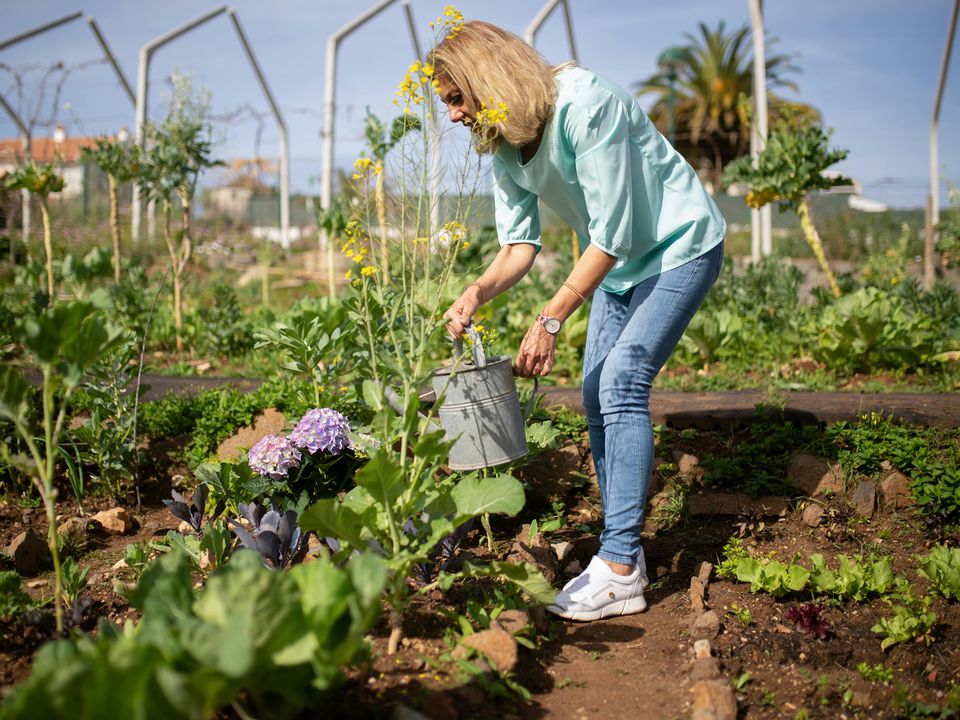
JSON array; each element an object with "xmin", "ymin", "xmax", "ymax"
[
  {"xmin": 288, "ymin": 408, "xmax": 352, "ymax": 455},
  {"xmin": 248, "ymin": 434, "xmax": 302, "ymax": 479}
]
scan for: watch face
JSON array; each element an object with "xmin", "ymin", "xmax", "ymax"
[{"xmin": 543, "ymin": 317, "xmax": 562, "ymax": 334}]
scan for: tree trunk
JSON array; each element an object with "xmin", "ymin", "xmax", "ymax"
[
  {"xmin": 376, "ymin": 172, "xmax": 389, "ymax": 277},
  {"xmin": 796, "ymin": 198, "xmax": 841, "ymax": 298},
  {"xmin": 162, "ymin": 204, "xmax": 184, "ymax": 352},
  {"xmin": 39, "ymin": 197, "xmax": 54, "ymax": 303},
  {"xmin": 109, "ymin": 175, "xmax": 121, "ymax": 283}
]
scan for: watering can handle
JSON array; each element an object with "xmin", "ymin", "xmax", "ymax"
[{"xmin": 453, "ymin": 322, "xmax": 487, "ymax": 368}]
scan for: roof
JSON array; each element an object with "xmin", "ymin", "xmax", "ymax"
[{"xmin": 0, "ymin": 135, "xmax": 112, "ymax": 165}]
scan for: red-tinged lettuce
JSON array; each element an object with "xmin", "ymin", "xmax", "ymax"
[
  {"xmin": 163, "ymin": 483, "xmax": 225, "ymax": 536},
  {"xmin": 228, "ymin": 501, "xmax": 310, "ymax": 570},
  {"xmin": 785, "ymin": 602, "xmax": 830, "ymax": 640}
]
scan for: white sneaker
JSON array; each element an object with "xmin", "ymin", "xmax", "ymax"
[{"xmin": 546, "ymin": 556, "xmax": 648, "ymax": 621}]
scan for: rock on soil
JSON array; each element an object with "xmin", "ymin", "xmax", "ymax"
[
  {"xmin": 452, "ymin": 627, "xmax": 518, "ymax": 674},
  {"xmin": 851, "ymin": 481, "xmax": 876, "ymax": 519},
  {"xmin": 6, "ymin": 530, "xmax": 49, "ymax": 575},
  {"xmin": 880, "ymin": 471, "xmax": 914, "ymax": 510},
  {"xmin": 91, "ymin": 507, "xmax": 134, "ymax": 534},
  {"xmin": 801, "ymin": 503, "xmax": 825, "ymax": 527},
  {"xmin": 494, "ymin": 609, "xmax": 530, "ymax": 636},
  {"xmin": 787, "ymin": 453, "xmax": 845, "ymax": 496},
  {"xmin": 691, "ymin": 610, "xmax": 722, "ymax": 641},
  {"xmin": 691, "ymin": 679, "xmax": 738, "ymax": 720},
  {"xmin": 216, "ymin": 408, "xmax": 287, "ymax": 461},
  {"xmin": 508, "ymin": 525, "xmax": 559, "ymax": 584}
]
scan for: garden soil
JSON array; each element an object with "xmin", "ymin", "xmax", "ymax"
[{"xmin": 1, "ymin": 395, "xmax": 958, "ymax": 719}]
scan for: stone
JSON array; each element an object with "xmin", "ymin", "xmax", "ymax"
[
  {"xmin": 851, "ymin": 481, "xmax": 876, "ymax": 519},
  {"xmin": 564, "ymin": 559, "xmax": 583, "ymax": 576},
  {"xmin": 697, "ymin": 562, "xmax": 713, "ymax": 585},
  {"xmin": 880, "ymin": 471, "xmax": 914, "ymax": 510},
  {"xmin": 691, "ymin": 680, "xmax": 738, "ymax": 720},
  {"xmin": 494, "ymin": 609, "xmax": 530, "ymax": 636},
  {"xmin": 508, "ymin": 525, "xmax": 558, "ymax": 584},
  {"xmin": 551, "ymin": 541, "xmax": 574, "ymax": 564},
  {"xmin": 216, "ymin": 408, "xmax": 287, "ymax": 462},
  {"xmin": 687, "ymin": 492, "xmax": 789, "ymax": 517},
  {"xmin": 56, "ymin": 516, "xmax": 90, "ymax": 546},
  {"xmin": 693, "ymin": 639, "xmax": 712, "ymax": 659},
  {"xmin": 801, "ymin": 503, "xmax": 825, "ymax": 527},
  {"xmin": 787, "ymin": 454, "xmax": 833, "ymax": 495},
  {"xmin": 691, "ymin": 656, "xmax": 722, "ymax": 681},
  {"xmin": 455, "ymin": 627, "xmax": 518, "ymax": 674},
  {"xmin": 91, "ymin": 507, "xmax": 135, "ymax": 534},
  {"xmin": 391, "ymin": 704, "xmax": 431, "ymax": 720},
  {"xmin": 689, "ymin": 577, "xmax": 707, "ymax": 614},
  {"xmin": 674, "ymin": 451, "xmax": 703, "ymax": 483},
  {"xmin": 691, "ymin": 610, "xmax": 722, "ymax": 641},
  {"xmin": 814, "ymin": 464, "xmax": 845, "ymax": 497},
  {"xmin": 6, "ymin": 531, "xmax": 50, "ymax": 575}
]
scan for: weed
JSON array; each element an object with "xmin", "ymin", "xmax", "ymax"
[
  {"xmin": 857, "ymin": 661, "xmax": 894, "ymax": 685},
  {"xmin": 732, "ymin": 672, "xmax": 751, "ymax": 690},
  {"xmin": 728, "ymin": 603, "xmax": 753, "ymax": 626},
  {"xmin": 760, "ymin": 687, "xmax": 777, "ymax": 706}
]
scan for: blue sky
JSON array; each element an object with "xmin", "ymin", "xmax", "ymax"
[{"xmin": 2, "ymin": 0, "xmax": 958, "ymax": 209}]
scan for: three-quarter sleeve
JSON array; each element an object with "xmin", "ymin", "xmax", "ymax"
[
  {"xmin": 567, "ymin": 91, "xmax": 634, "ymax": 258},
  {"xmin": 492, "ymin": 154, "xmax": 541, "ymax": 250}
]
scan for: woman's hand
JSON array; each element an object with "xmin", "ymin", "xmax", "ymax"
[
  {"xmin": 514, "ymin": 321, "xmax": 557, "ymax": 377},
  {"xmin": 443, "ymin": 291, "xmax": 480, "ymax": 338}
]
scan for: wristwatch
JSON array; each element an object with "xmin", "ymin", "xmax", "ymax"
[{"xmin": 536, "ymin": 313, "xmax": 563, "ymax": 335}]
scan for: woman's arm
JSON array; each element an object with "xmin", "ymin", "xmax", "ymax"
[
  {"xmin": 514, "ymin": 244, "xmax": 616, "ymax": 377},
  {"xmin": 443, "ymin": 242, "xmax": 538, "ymax": 337}
]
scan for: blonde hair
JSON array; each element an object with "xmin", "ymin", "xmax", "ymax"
[{"xmin": 431, "ymin": 21, "xmax": 560, "ymax": 154}]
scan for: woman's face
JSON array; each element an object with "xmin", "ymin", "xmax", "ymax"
[{"xmin": 437, "ymin": 76, "xmax": 475, "ymax": 127}]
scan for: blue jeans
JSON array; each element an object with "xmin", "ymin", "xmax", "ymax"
[{"xmin": 582, "ymin": 242, "xmax": 723, "ymax": 566}]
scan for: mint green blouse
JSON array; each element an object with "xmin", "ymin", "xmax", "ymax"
[{"xmin": 492, "ymin": 66, "xmax": 726, "ymax": 295}]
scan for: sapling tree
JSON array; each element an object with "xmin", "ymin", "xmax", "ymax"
[
  {"xmin": 3, "ymin": 162, "xmax": 65, "ymax": 303},
  {"xmin": 0, "ymin": 301, "xmax": 121, "ymax": 634},
  {"xmin": 139, "ymin": 84, "xmax": 219, "ymax": 351},
  {"xmin": 80, "ymin": 136, "xmax": 141, "ymax": 282},
  {"xmin": 722, "ymin": 115, "xmax": 851, "ymax": 297}
]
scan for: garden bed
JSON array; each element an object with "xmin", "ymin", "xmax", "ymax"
[{"xmin": 2, "ymin": 410, "xmax": 957, "ymax": 720}]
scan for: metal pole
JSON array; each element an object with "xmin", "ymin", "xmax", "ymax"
[
  {"xmin": 525, "ymin": 0, "xmax": 578, "ymax": 63},
  {"xmin": 132, "ymin": 6, "xmax": 230, "ymax": 243},
  {"xmin": 0, "ymin": 93, "xmax": 31, "ymax": 246},
  {"xmin": 667, "ymin": 75, "xmax": 676, "ymax": 146},
  {"xmin": 227, "ymin": 9, "xmax": 290, "ymax": 248},
  {"xmin": 927, "ymin": 0, "xmax": 959, "ymax": 289},
  {"xmin": 401, "ymin": 0, "xmax": 441, "ymax": 235},
  {"xmin": 748, "ymin": 0, "xmax": 772, "ymax": 257},
  {"xmin": 0, "ymin": 11, "xmax": 83, "ymax": 51},
  {"xmin": 86, "ymin": 17, "xmax": 136, "ymax": 106}
]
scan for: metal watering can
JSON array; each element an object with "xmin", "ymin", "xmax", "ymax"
[{"xmin": 430, "ymin": 324, "xmax": 538, "ymax": 471}]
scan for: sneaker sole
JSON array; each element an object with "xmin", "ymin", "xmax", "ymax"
[{"xmin": 546, "ymin": 593, "xmax": 648, "ymax": 622}]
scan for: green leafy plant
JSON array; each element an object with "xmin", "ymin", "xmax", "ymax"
[
  {"xmin": 59, "ymin": 556, "xmax": 90, "ymax": 609},
  {"xmin": 872, "ymin": 583, "xmax": 937, "ymax": 651},
  {"xmin": 0, "ymin": 571, "xmax": 38, "ymax": 618},
  {"xmin": 917, "ymin": 545, "xmax": 960, "ymax": 601},
  {"xmin": 857, "ymin": 661, "xmax": 894, "ymax": 685},
  {"xmin": 3, "ymin": 161, "xmax": 65, "ymax": 302},
  {"xmin": 723, "ymin": 115, "xmax": 852, "ymax": 297},
  {"xmin": 808, "ymin": 553, "xmax": 894, "ymax": 602},
  {"xmin": 728, "ymin": 603, "xmax": 752, "ymax": 626},
  {"xmin": 1, "ymin": 548, "xmax": 386, "ymax": 720},
  {"xmin": 0, "ymin": 301, "xmax": 121, "ymax": 634}
]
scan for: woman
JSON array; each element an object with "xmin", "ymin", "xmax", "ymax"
[{"xmin": 436, "ymin": 21, "xmax": 725, "ymax": 621}]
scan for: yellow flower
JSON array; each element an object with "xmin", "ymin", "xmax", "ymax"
[
  {"xmin": 433, "ymin": 4, "xmax": 464, "ymax": 38},
  {"xmin": 476, "ymin": 100, "xmax": 509, "ymax": 126},
  {"xmin": 361, "ymin": 265, "xmax": 377, "ymax": 277},
  {"xmin": 461, "ymin": 241, "xmax": 470, "ymax": 249},
  {"xmin": 344, "ymin": 269, "xmax": 352, "ymax": 279}
]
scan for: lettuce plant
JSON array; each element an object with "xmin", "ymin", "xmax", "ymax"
[{"xmin": 163, "ymin": 483, "xmax": 226, "ymax": 536}]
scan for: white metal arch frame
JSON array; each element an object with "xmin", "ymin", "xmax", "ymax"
[
  {"xmin": 524, "ymin": 0, "xmax": 579, "ymax": 64},
  {"xmin": 130, "ymin": 6, "xmax": 290, "ymax": 247},
  {"xmin": 319, "ymin": 0, "xmax": 428, "ymax": 297},
  {"xmin": 0, "ymin": 10, "xmax": 134, "ymax": 247}
]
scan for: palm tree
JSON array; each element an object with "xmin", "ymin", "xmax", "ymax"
[
  {"xmin": 634, "ymin": 21, "xmax": 817, "ymax": 186},
  {"xmin": 80, "ymin": 136, "xmax": 141, "ymax": 282},
  {"xmin": 3, "ymin": 162, "xmax": 64, "ymax": 302}
]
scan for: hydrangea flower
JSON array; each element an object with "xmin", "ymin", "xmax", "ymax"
[
  {"xmin": 248, "ymin": 434, "xmax": 301, "ymax": 479},
  {"xmin": 289, "ymin": 408, "xmax": 352, "ymax": 455}
]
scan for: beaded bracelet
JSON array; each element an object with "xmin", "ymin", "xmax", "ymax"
[
  {"xmin": 470, "ymin": 279, "xmax": 486, "ymax": 304},
  {"xmin": 562, "ymin": 280, "xmax": 586, "ymax": 302}
]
